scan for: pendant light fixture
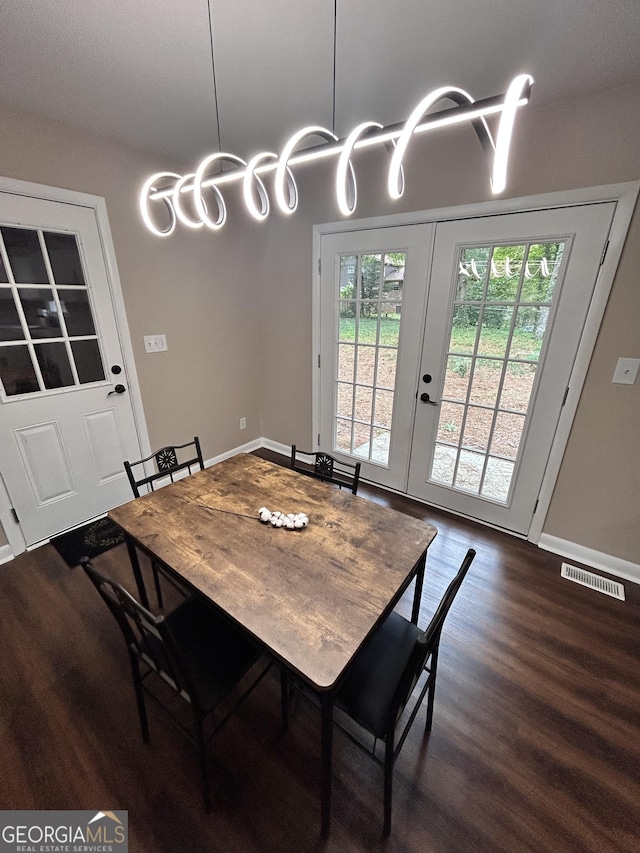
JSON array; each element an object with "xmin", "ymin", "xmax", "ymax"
[{"xmin": 139, "ymin": 3, "xmax": 534, "ymax": 237}]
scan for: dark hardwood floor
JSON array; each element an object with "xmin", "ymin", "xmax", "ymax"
[{"xmin": 1, "ymin": 449, "xmax": 639, "ymax": 852}]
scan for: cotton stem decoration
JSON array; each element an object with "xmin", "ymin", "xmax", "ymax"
[{"xmin": 259, "ymin": 507, "xmax": 308, "ymax": 530}]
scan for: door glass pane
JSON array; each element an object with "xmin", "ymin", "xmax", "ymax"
[
  {"xmin": 442, "ymin": 356, "xmax": 471, "ymax": 401},
  {"xmin": 360, "ymin": 254, "xmax": 381, "ymax": 299},
  {"xmin": 462, "ymin": 406, "xmax": 493, "ymax": 453},
  {"xmin": 468, "ymin": 359, "xmax": 503, "ymax": 407},
  {"xmin": 43, "ymin": 232, "xmax": 85, "ymax": 285},
  {"xmin": 58, "ymin": 290, "xmax": 96, "ymax": 336},
  {"xmin": 1, "ymin": 227, "xmax": 49, "ymax": 283},
  {"xmin": 0, "ymin": 345, "xmax": 40, "ymax": 395},
  {"xmin": 71, "ymin": 339, "xmax": 106, "ymax": 384},
  {"xmin": 35, "ymin": 342, "xmax": 74, "ymax": 388},
  {"xmin": 0, "ymin": 290, "xmax": 23, "ymax": 341},
  {"xmin": 0, "ymin": 255, "xmax": 7, "ymax": 282},
  {"xmin": 487, "ymin": 245, "xmax": 525, "ymax": 301},
  {"xmin": 334, "ymin": 250, "xmax": 406, "ymax": 466},
  {"xmin": 429, "ymin": 239, "xmax": 566, "ymax": 504},
  {"xmin": 18, "ymin": 288, "xmax": 61, "ymax": 338}
]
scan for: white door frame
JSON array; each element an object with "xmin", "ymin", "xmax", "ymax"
[
  {"xmin": 312, "ymin": 181, "xmax": 639, "ymax": 544},
  {"xmin": 0, "ymin": 175, "xmax": 150, "ymax": 558}
]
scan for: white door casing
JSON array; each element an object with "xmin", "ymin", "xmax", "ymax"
[{"xmin": 0, "ymin": 183, "xmax": 146, "ymax": 550}]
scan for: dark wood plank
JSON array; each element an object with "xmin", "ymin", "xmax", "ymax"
[{"xmin": 1, "ymin": 448, "xmax": 639, "ymax": 852}]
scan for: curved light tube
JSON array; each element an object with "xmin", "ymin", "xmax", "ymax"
[
  {"xmin": 172, "ymin": 173, "xmax": 204, "ymax": 229},
  {"xmin": 275, "ymin": 126, "xmax": 337, "ymax": 214},
  {"xmin": 194, "ymin": 153, "xmax": 247, "ymax": 230},
  {"xmin": 336, "ymin": 122, "xmax": 380, "ymax": 216},
  {"xmin": 470, "ymin": 258, "xmax": 482, "ymax": 280},
  {"xmin": 540, "ymin": 257, "xmax": 550, "ymax": 277},
  {"xmin": 388, "ymin": 86, "xmax": 494, "ymax": 200},
  {"xmin": 140, "ymin": 172, "xmax": 180, "ymax": 237},
  {"xmin": 243, "ymin": 152, "xmax": 277, "ymax": 220},
  {"xmin": 491, "ymin": 74, "xmax": 534, "ymax": 194}
]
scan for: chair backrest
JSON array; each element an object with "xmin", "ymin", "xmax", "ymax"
[
  {"xmin": 81, "ymin": 558, "xmax": 197, "ymax": 703},
  {"xmin": 390, "ymin": 548, "xmax": 476, "ymax": 721},
  {"xmin": 124, "ymin": 436, "xmax": 204, "ymax": 498},
  {"xmin": 290, "ymin": 444, "xmax": 361, "ymax": 495}
]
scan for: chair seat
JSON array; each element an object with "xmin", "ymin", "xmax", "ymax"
[
  {"xmin": 146, "ymin": 596, "xmax": 261, "ymax": 712},
  {"xmin": 336, "ymin": 611, "xmax": 423, "ymax": 739}
]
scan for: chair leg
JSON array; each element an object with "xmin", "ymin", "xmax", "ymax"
[
  {"xmin": 130, "ymin": 657, "xmax": 150, "ymax": 744},
  {"xmin": 425, "ymin": 649, "xmax": 439, "ymax": 732},
  {"xmin": 280, "ymin": 668, "xmax": 290, "ymax": 734},
  {"xmin": 383, "ymin": 734, "xmax": 394, "ymax": 837},
  {"xmin": 152, "ymin": 560, "xmax": 164, "ymax": 609},
  {"xmin": 194, "ymin": 713, "xmax": 212, "ymax": 813}
]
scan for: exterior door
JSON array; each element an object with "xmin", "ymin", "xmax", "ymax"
[
  {"xmin": 0, "ymin": 191, "xmax": 142, "ymax": 545},
  {"xmin": 407, "ymin": 203, "xmax": 616, "ymax": 533},
  {"xmin": 319, "ymin": 225, "xmax": 433, "ymax": 489}
]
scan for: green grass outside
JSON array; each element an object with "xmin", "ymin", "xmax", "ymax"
[{"xmin": 339, "ymin": 316, "xmax": 543, "ymax": 360}]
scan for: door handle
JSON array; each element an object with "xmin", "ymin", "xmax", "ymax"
[
  {"xmin": 107, "ymin": 384, "xmax": 126, "ymax": 396},
  {"xmin": 420, "ymin": 392, "xmax": 438, "ymax": 405}
]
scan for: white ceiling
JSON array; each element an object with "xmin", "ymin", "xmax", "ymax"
[{"xmin": 1, "ymin": 0, "xmax": 640, "ymax": 168}]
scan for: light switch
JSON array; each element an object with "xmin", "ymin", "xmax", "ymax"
[
  {"xmin": 612, "ymin": 357, "xmax": 639, "ymax": 385},
  {"xmin": 144, "ymin": 334, "xmax": 168, "ymax": 353}
]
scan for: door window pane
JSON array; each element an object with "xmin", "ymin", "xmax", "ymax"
[
  {"xmin": 339, "ymin": 303, "xmax": 356, "ymax": 341},
  {"xmin": 0, "ymin": 345, "xmax": 39, "ymax": 395},
  {"xmin": 58, "ymin": 290, "xmax": 96, "ymax": 336},
  {"xmin": 0, "ymin": 255, "xmax": 7, "ymax": 282},
  {"xmin": 35, "ymin": 342, "xmax": 74, "ymax": 388},
  {"xmin": 338, "ymin": 344, "xmax": 355, "ymax": 382},
  {"xmin": 1, "ymin": 227, "xmax": 49, "ymax": 283},
  {"xmin": 0, "ymin": 290, "xmax": 23, "ymax": 341},
  {"xmin": 462, "ymin": 406, "xmax": 494, "ymax": 453},
  {"xmin": 487, "ymin": 245, "xmax": 524, "ymax": 301},
  {"xmin": 468, "ymin": 359, "xmax": 503, "ymax": 407},
  {"xmin": 71, "ymin": 339, "xmax": 105, "ymax": 384},
  {"xmin": 442, "ymin": 356, "xmax": 472, "ymax": 401},
  {"xmin": 373, "ymin": 389, "xmax": 394, "ymax": 428},
  {"xmin": 354, "ymin": 385, "xmax": 373, "ymax": 423},
  {"xmin": 429, "ymin": 239, "xmax": 566, "ymax": 505},
  {"xmin": 360, "ymin": 254, "xmax": 381, "ymax": 299},
  {"xmin": 18, "ymin": 288, "xmax": 61, "ymax": 338},
  {"xmin": 355, "ymin": 348, "xmax": 375, "ymax": 385},
  {"xmin": 43, "ymin": 232, "xmax": 85, "ymax": 285}
]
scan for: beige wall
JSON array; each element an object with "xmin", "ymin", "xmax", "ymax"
[
  {"xmin": 255, "ymin": 81, "xmax": 640, "ymax": 564},
  {"xmin": 0, "ymin": 81, "xmax": 639, "ymax": 565}
]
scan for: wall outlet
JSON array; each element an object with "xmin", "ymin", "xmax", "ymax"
[
  {"xmin": 240, "ymin": 417, "xmax": 247, "ymax": 430},
  {"xmin": 144, "ymin": 334, "xmax": 167, "ymax": 353},
  {"xmin": 612, "ymin": 357, "xmax": 639, "ymax": 385}
]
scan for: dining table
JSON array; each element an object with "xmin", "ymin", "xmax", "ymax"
[{"xmin": 109, "ymin": 452, "xmax": 438, "ymax": 835}]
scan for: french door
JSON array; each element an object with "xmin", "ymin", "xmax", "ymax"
[
  {"xmin": 0, "ymin": 191, "xmax": 142, "ymax": 545},
  {"xmin": 319, "ymin": 202, "xmax": 615, "ymax": 534}
]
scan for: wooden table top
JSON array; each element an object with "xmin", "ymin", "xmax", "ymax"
[{"xmin": 110, "ymin": 453, "xmax": 437, "ymax": 689}]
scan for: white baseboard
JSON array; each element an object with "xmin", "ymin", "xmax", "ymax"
[
  {"xmin": 203, "ymin": 437, "xmax": 264, "ymax": 468},
  {"xmin": 259, "ymin": 438, "xmax": 291, "ymax": 458},
  {"xmin": 0, "ymin": 544, "xmax": 14, "ymax": 566},
  {"xmin": 538, "ymin": 534, "xmax": 640, "ymax": 586}
]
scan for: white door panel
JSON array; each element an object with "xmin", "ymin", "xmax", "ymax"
[
  {"xmin": 0, "ymin": 192, "xmax": 142, "ymax": 545},
  {"xmin": 407, "ymin": 203, "xmax": 616, "ymax": 533},
  {"xmin": 319, "ymin": 225, "xmax": 433, "ymax": 490}
]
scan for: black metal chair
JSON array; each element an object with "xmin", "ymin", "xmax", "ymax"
[
  {"xmin": 281, "ymin": 547, "xmax": 475, "ymax": 836},
  {"xmin": 81, "ymin": 558, "xmax": 271, "ymax": 812},
  {"xmin": 123, "ymin": 437, "xmax": 204, "ymax": 607},
  {"xmin": 290, "ymin": 444, "xmax": 361, "ymax": 495}
]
